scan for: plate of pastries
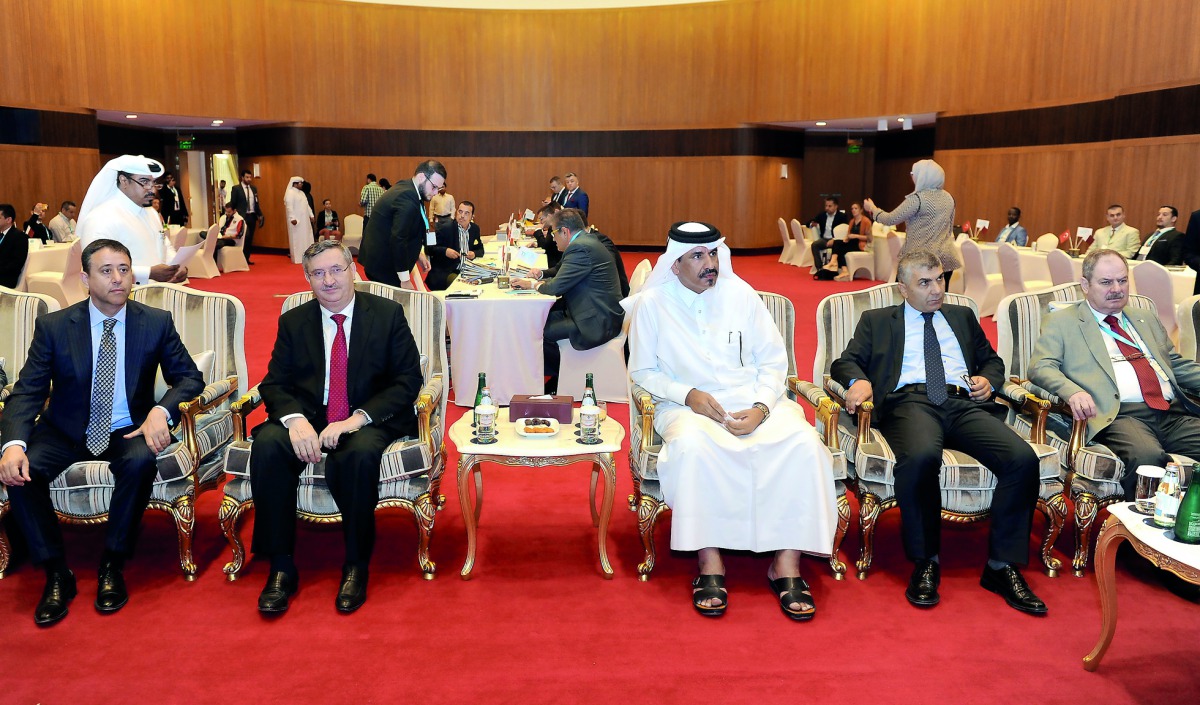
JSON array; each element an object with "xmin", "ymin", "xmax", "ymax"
[{"xmin": 515, "ymin": 417, "xmax": 560, "ymax": 438}]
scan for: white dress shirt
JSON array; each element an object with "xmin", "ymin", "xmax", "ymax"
[
  {"xmin": 895, "ymin": 302, "xmax": 971, "ymax": 391},
  {"xmin": 1087, "ymin": 304, "xmax": 1173, "ymax": 403}
]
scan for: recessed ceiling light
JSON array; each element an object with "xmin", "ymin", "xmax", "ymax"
[
  {"xmin": 125, "ymin": 114, "xmax": 138, "ymax": 119},
  {"xmin": 212, "ymin": 120, "xmax": 224, "ymax": 125},
  {"xmin": 815, "ymin": 121, "xmax": 827, "ymax": 127},
  {"xmin": 897, "ymin": 117, "xmax": 906, "ymax": 122}
]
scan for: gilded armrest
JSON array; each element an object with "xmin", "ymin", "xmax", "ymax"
[
  {"xmin": 416, "ymin": 374, "xmax": 445, "ymax": 462},
  {"xmin": 178, "ymin": 375, "xmax": 240, "ymax": 471},
  {"xmin": 632, "ymin": 387, "xmax": 656, "ymax": 455},
  {"xmin": 788, "ymin": 376, "xmax": 841, "ymax": 450},
  {"xmin": 1003, "ymin": 377, "xmax": 1051, "ymax": 444},
  {"xmin": 230, "ymin": 384, "xmax": 264, "ymax": 443},
  {"xmin": 1029, "ymin": 384, "xmax": 1087, "ymax": 474},
  {"xmin": 824, "ymin": 376, "xmax": 873, "ymax": 448}
]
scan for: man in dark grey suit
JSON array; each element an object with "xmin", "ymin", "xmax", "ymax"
[
  {"xmin": 512, "ymin": 208, "xmax": 623, "ymax": 394},
  {"xmin": 228, "ymin": 169, "xmax": 264, "ymax": 264},
  {"xmin": 0, "ymin": 239, "xmax": 203, "ymax": 625}
]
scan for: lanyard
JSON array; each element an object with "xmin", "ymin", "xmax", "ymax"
[{"xmin": 1097, "ymin": 315, "xmax": 1140, "ymax": 350}]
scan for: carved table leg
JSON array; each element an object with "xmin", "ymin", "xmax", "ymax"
[
  {"xmin": 472, "ymin": 466, "xmax": 484, "ymax": 525},
  {"xmin": 595, "ymin": 453, "xmax": 616, "ymax": 578},
  {"xmin": 1084, "ymin": 516, "xmax": 1126, "ymax": 671},
  {"xmin": 459, "ymin": 454, "xmax": 480, "ymax": 579},
  {"xmin": 589, "ymin": 466, "xmax": 600, "ymax": 527}
]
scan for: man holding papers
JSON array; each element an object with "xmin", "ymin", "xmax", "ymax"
[
  {"xmin": 511, "ymin": 208, "xmax": 623, "ymax": 394},
  {"xmin": 77, "ymin": 155, "xmax": 186, "ymax": 285}
]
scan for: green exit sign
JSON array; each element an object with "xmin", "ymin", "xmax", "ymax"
[
  {"xmin": 847, "ymin": 144, "xmax": 861, "ymax": 154},
  {"xmin": 178, "ymin": 139, "xmax": 194, "ymax": 149}
]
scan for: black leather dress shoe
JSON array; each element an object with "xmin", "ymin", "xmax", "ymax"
[
  {"xmin": 258, "ymin": 571, "xmax": 297, "ymax": 614},
  {"xmin": 905, "ymin": 559, "xmax": 941, "ymax": 607},
  {"xmin": 981, "ymin": 564, "xmax": 1048, "ymax": 615},
  {"xmin": 35, "ymin": 570, "xmax": 77, "ymax": 626},
  {"xmin": 336, "ymin": 566, "xmax": 368, "ymax": 614},
  {"xmin": 95, "ymin": 562, "xmax": 128, "ymax": 614}
]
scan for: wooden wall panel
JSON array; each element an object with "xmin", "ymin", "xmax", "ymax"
[
  {"xmin": 935, "ymin": 136, "xmax": 1200, "ymax": 242},
  {"xmin": 6, "ymin": 0, "xmax": 1199, "ymax": 130},
  {"xmin": 0, "ymin": 146, "xmax": 99, "ymax": 221},
  {"xmin": 244, "ymin": 154, "xmax": 801, "ymax": 251}
]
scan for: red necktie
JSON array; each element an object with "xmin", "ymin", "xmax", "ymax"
[
  {"xmin": 1103, "ymin": 315, "xmax": 1169, "ymax": 410},
  {"xmin": 327, "ymin": 313, "xmax": 350, "ymax": 422}
]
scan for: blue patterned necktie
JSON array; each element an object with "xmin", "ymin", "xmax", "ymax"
[
  {"xmin": 85, "ymin": 318, "xmax": 118, "ymax": 455},
  {"xmin": 922, "ymin": 312, "xmax": 948, "ymax": 404}
]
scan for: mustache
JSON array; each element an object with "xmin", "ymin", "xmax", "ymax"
[{"xmin": 701, "ymin": 268, "xmax": 717, "ymax": 277}]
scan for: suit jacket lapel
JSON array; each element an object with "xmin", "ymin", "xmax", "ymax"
[
  {"xmin": 347, "ymin": 295, "xmax": 373, "ymax": 403},
  {"xmin": 69, "ymin": 303, "xmax": 93, "ymax": 391},
  {"xmin": 887, "ymin": 306, "xmax": 905, "ymax": 388},
  {"xmin": 123, "ymin": 303, "xmax": 146, "ymax": 399},
  {"xmin": 306, "ymin": 301, "xmax": 326, "ymax": 390},
  {"xmin": 1126, "ymin": 309, "xmax": 1175, "ymax": 383},
  {"xmin": 943, "ymin": 306, "xmax": 976, "ymax": 371},
  {"xmin": 1076, "ymin": 303, "xmax": 1118, "ymax": 386}
]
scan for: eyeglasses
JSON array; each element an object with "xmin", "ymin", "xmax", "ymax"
[
  {"xmin": 124, "ymin": 175, "xmax": 156, "ymax": 189},
  {"xmin": 307, "ymin": 265, "xmax": 348, "ymax": 280}
]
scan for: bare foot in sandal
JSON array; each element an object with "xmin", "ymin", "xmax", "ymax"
[
  {"xmin": 693, "ymin": 547, "xmax": 727, "ymax": 615},
  {"xmin": 768, "ymin": 549, "xmax": 815, "ymax": 620}
]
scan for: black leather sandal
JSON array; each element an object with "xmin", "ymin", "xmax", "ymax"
[
  {"xmin": 691, "ymin": 574, "xmax": 727, "ymax": 617},
  {"xmin": 768, "ymin": 576, "xmax": 815, "ymax": 621}
]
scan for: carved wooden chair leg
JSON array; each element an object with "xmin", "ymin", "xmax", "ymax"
[
  {"xmin": 627, "ymin": 473, "xmax": 643, "ymax": 513},
  {"xmin": 170, "ymin": 493, "xmax": 198, "ymax": 580},
  {"xmin": 829, "ymin": 489, "xmax": 850, "ymax": 579},
  {"xmin": 856, "ymin": 492, "xmax": 882, "ymax": 580},
  {"xmin": 427, "ymin": 461, "xmax": 446, "ymax": 512},
  {"xmin": 636, "ymin": 494, "xmax": 664, "ymax": 581},
  {"xmin": 0, "ymin": 509, "xmax": 10, "ymax": 579},
  {"xmin": 1037, "ymin": 494, "xmax": 1067, "ymax": 577},
  {"xmin": 1072, "ymin": 491, "xmax": 1100, "ymax": 577},
  {"xmin": 411, "ymin": 492, "xmax": 438, "ymax": 580},
  {"xmin": 219, "ymin": 496, "xmax": 252, "ymax": 581}
]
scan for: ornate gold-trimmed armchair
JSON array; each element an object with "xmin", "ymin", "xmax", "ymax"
[
  {"xmin": 997, "ymin": 283, "xmax": 1191, "ymax": 575},
  {"xmin": 799, "ymin": 282, "xmax": 1063, "ymax": 579},
  {"xmin": 1177, "ymin": 294, "xmax": 1200, "ymax": 361},
  {"xmin": 218, "ymin": 281, "xmax": 448, "ymax": 580},
  {"xmin": 627, "ymin": 291, "xmax": 850, "ymax": 580},
  {"xmin": 0, "ymin": 283, "xmax": 243, "ymax": 580}
]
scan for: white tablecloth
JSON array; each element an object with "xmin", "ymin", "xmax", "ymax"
[{"xmin": 435, "ymin": 253, "xmax": 554, "ymax": 407}]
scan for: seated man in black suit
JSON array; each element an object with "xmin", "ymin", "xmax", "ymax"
[
  {"xmin": 251, "ymin": 240, "xmax": 423, "ymax": 615},
  {"xmin": 511, "ymin": 208, "xmax": 624, "ymax": 394},
  {"xmin": 426, "ymin": 201, "xmax": 484, "ymax": 291},
  {"xmin": 1135, "ymin": 205, "xmax": 1184, "ymax": 265},
  {"xmin": 830, "ymin": 250, "xmax": 1045, "ymax": 615},
  {"xmin": 0, "ymin": 203, "xmax": 29, "ymax": 289},
  {"xmin": 807, "ymin": 197, "xmax": 849, "ymax": 269},
  {"xmin": 531, "ymin": 202, "xmax": 563, "ymax": 270},
  {"xmin": 0, "ymin": 239, "xmax": 203, "ymax": 626}
]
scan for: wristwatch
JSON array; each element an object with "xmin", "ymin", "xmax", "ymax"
[{"xmin": 752, "ymin": 402, "xmax": 770, "ymax": 424}]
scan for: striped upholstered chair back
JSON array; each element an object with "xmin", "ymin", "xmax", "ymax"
[
  {"xmin": 1176, "ymin": 294, "xmax": 1200, "ymax": 361},
  {"xmin": 0, "ymin": 286, "xmax": 60, "ymax": 389}
]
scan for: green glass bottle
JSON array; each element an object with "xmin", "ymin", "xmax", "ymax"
[
  {"xmin": 582, "ymin": 372, "xmax": 596, "ymax": 405},
  {"xmin": 1174, "ymin": 467, "xmax": 1200, "ymax": 544},
  {"xmin": 472, "ymin": 372, "xmax": 486, "ymax": 427}
]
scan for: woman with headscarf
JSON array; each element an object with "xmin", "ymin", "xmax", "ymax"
[
  {"xmin": 864, "ymin": 159, "xmax": 959, "ymax": 287},
  {"xmin": 284, "ymin": 176, "xmax": 315, "ymax": 263}
]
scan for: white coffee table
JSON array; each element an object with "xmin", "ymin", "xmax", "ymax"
[
  {"xmin": 448, "ymin": 407, "xmax": 625, "ymax": 579},
  {"xmin": 1084, "ymin": 502, "xmax": 1200, "ymax": 670}
]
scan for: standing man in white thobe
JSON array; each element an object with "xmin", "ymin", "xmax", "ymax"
[
  {"xmin": 627, "ymin": 222, "xmax": 837, "ymax": 621},
  {"xmin": 284, "ymin": 176, "xmax": 315, "ymax": 264},
  {"xmin": 77, "ymin": 155, "xmax": 185, "ymax": 285}
]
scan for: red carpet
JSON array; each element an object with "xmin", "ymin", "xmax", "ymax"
[{"xmin": 4, "ymin": 251, "xmax": 1196, "ymax": 704}]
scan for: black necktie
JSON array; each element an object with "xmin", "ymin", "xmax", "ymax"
[{"xmin": 922, "ymin": 312, "xmax": 947, "ymax": 404}]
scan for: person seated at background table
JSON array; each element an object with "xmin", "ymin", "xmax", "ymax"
[
  {"xmin": 528, "ymin": 209, "xmax": 629, "ymax": 298},
  {"xmin": 511, "ymin": 208, "xmax": 623, "ymax": 394},
  {"xmin": 531, "ymin": 202, "xmax": 563, "ymax": 269},
  {"xmin": 807, "ymin": 197, "xmax": 849, "ymax": 270},
  {"xmin": 1028, "ymin": 248, "xmax": 1200, "ymax": 500},
  {"xmin": 201, "ymin": 203, "xmax": 244, "ymax": 252},
  {"xmin": 0, "ymin": 239, "xmax": 203, "ymax": 626},
  {"xmin": 47, "ymin": 200, "xmax": 78, "ymax": 242},
  {"xmin": 249, "ymin": 240, "xmax": 423, "ymax": 615},
  {"xmin": 994, "ymin": 207, "xmax": 1027, "ymax": 247},
  {"xmin": 426, "ymin": 201, "xmax": 484, "ymax": 291},
  {"xmin": 23, "ymin": 203, "xmax": 52, "ymax": 244},
  {"xmin": 1092, "ymin": 204, "xmax": 1140, "ymax": 258},
  {"xmin": 626, "ymin": 221, "xmax": 836, "ymax": 620},
  {"xmin": 316, "ymin": 199, "xmax": 341, "ymax": 241},
  {"xmin": 0, "ymin": 203, "xmax": 31, "ymax": 289},
  {"xmin": 831, "ymin": 250, "xmax": 1046, "ymax": 615},
  {"xmin": 1134, "ymin": 205, "xmax": 1183, "ymax": 265},
  {"xmin": 823, "ymin": 202, "xmax": 872, "ymax": 282}
]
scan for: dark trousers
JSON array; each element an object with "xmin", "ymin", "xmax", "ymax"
[
  {"xmin": 242, "ymin": 214, "xmax": 259, "ymax": 262},
  {"xmin": 364, "ymin": 265, "xmax": 403, "ymax": 287},
  {"xmin": 1092, "ymin": 399, "xmax": 1200, "ymax": 498},
  {"xmin": 878, "ymin": 393, "xmax": 1040, "ymax": 565},
  {"xmin": 830, "ymin": 239, "xmax": 864, "ymax": 268},
  {"xmin": 249, "ymin": 420, "xmax": 390, "ymax": 568},
  {"xmin": 542, "ymin": 310, "xmax": 578, "ymax": 394},
  {"xmin": 9, "ymin": 423, "xmax": 158, "ymax": 565},
  {"xmin": 810, "ymin": 238, "xmax": 832, "ymax": 267}
]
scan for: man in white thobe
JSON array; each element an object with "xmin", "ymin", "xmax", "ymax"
[
  {"xmin": 77, "ymin": 155, "xmax": 185, "ymax": 285},
  {"xmin": 284, "ymin": 176, "xmax": 315, "ymax": 264},
  {"xmin": 627, "ymin": 222, "xmax": 837, "ymax": 621}
]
